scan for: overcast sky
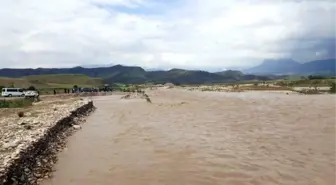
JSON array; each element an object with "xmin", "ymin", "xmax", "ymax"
[{"xmin": 0, "ymin": 0, "xmax": 335, "ymax": 69}]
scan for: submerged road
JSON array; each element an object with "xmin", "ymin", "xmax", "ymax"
[{"xmin": 42, "ymin": 89, "xmax": 335, "ymax": 185}]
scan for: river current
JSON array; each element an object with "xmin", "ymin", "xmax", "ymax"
[{"xmin": 42, "ymin": 89, "xmax": 335, "ymax": 185}]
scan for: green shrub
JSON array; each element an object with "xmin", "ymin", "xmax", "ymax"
[
  {"xmin": 0, "ymin": 99, "xmax": 33, "ymax": 108},
  {"xmin": 330, "ymin": 82, "xmax": 336, "ymax": 94},
  {"xmin": 27, "ymin": 85, "xmax": 37, "ymax": 90}
]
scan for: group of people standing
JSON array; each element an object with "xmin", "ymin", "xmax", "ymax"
[{"xmin": 52, "ymin": 88, "xmax": 71, "ymax": 95}]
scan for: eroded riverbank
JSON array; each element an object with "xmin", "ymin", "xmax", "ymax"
[
  {"xmin": 43, "ymin": 89, "xmax": 335, "ymax": 185},
  {"xmin": 0, "ymin": 98, "xmax": 94, "ymax": 184}
]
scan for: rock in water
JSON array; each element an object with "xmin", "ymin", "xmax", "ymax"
[{"xmin": 73, "ymin": 125, "xmax": 81, "ymax": 130}]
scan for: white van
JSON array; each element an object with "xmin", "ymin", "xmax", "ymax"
[
  {"xmin": 1, "ymin": 88, "xmax": 25, "ymax": 97},
  {"xmin": 24, "ymin": 90, "xmax": 39, "ymax": 97}
]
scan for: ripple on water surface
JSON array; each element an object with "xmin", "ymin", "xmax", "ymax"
[{"xmin": 42, "ymin": 90, "xmax": 336, "ymax": 185}]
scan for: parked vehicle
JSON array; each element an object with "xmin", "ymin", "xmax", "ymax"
[
  {"xmin": 1, "ymin": 88, "xmax": 25, "ymax": 97},
  {"xmin": 24, "ymin": 90, "xmax": 39, "ymax": 97},
  {"xmin": 81, "ymin": 87, "xmax": 96, "ymax": 92}
]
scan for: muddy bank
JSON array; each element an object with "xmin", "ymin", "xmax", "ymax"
[{"xmin": 0, "ymin": 99, "xmax": 94, "ymax": 185}]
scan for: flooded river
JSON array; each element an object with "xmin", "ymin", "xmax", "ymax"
[{"xmin": 42, "ymin": 89, "xmax": 335, "ymax": 185}]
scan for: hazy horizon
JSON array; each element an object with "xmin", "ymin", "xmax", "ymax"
[
  {"xmin": 0, "ymin": 62, "xmax": 248, "ymax": 72},
  {"xmin": 1, "ymin": 57, "xmax": 335, "ymax": 72},
  {"xmin": 0, "ymin": 0, "xmax": 335, "ymax": 69}
]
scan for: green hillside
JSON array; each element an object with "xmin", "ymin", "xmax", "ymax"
[
  {"xmin": 0, "ymin": 65, "xmax": 302, "ymax": 85},
  {"xmin": 0, "ymin": 74, "xmax": 103, "ymax": 89}
]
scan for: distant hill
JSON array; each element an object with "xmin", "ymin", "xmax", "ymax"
[
  {"xmin": 0, "ymin": 65, "xmax": 279, "ymax": 85},
  {"xmin": 296, "ymin": 59, "xmax": 336, "ymax": 75},
  {"xmin": 145, "ymin": 69, "xmax": 226, "ymax": 84},
  {"xmin": 244, "ymin": 58, "xmax": 336, "ymax": 75},
  {"xmin": 215, "ymin": 70, "xmax": 244, "ymax": 80},
  {"xmin": 0, "ymin": 65, "xmax": 145, "ymax": 79},
  {"xmin": 0, "ymin": 74, "xmax": 103, "ymax": 88},
  {"xmin": 244, "ymin": 59, "xmax": 300, "ymax": 74}
]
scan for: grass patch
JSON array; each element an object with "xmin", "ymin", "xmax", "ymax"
[
  {"xmin": 275, "ymin": 79, "xmax": 335, "ymax": 87},
  {"xmin": 0, "ymin": 74, "xmax": 103, "ymax": 90},
  {"xmin": 25, "ymin": 74, "xmax": 103, "ymax": 86},
  {"xmin": 0, "ymin": 99, "xmax": 33, "ymax": 108},
  {"xmin": 239, "ymin": 85, "xmax": 292, "ymax": 91}
]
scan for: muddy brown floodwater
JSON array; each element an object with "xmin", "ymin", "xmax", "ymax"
[{"xmin": 42, "ymin": 89, "xmax": 335, "ymax": 185}]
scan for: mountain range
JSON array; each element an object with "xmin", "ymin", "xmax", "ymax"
[
  {"xmin": 0, "ymin": 65, "xmax": 273, "ymax": 85},
  {"xmin": 244, "ymin": 58, "xmax": 335, "ymax": 75},
  {"xmin": 0, "ymin": 58, "xmax": 334, "ymax": 84}
]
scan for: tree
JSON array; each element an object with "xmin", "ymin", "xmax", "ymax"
[
  {"xmin": 330, "ymin": 82, "xmax": 336, "ymax": 93},
  {"xmin": 27, "ymin": 85, "xmax": 36, "ymax": 90},
  {"xmin": 73, "ymin": 85, "xmax": 78, "ymax": 89},
  {"xmin": 308, "ymin": 75, "xmax": 327, "ymax": 80}
]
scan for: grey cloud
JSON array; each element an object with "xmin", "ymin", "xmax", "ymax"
[
  {"xmin": 288, "ymin": 38, "xmax": 336, "ymax": 62},
  {"xmin": 0, "ymin": 0, "xmax": 335, "ymax": 69}
]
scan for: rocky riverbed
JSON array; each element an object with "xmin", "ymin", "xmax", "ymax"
[{"xmin": 0, "ymin": 98, "xmax": 94, "ymax": 185}]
